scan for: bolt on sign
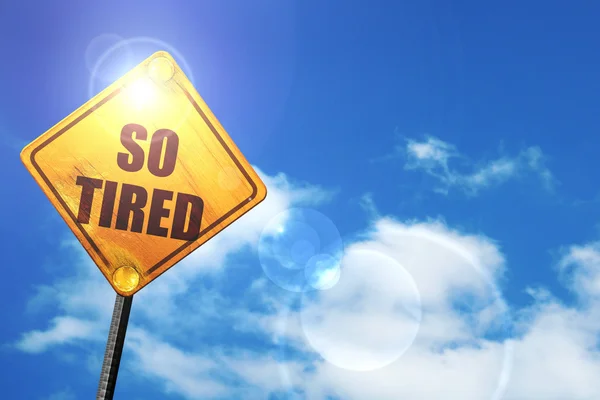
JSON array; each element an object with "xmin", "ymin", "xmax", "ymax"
[{"xmin": 21, "ymin": 51, "xmax": 267, "ymax": 296}]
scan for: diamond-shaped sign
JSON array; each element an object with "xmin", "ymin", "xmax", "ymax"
[{"xmin": 21, "ymin": 51, "xmax": 267, "ymax": 296}]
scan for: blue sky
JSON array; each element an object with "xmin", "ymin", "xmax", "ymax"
[{"xmin": 3, "ymin": 1, "xmax": 600, "ymax": 399}]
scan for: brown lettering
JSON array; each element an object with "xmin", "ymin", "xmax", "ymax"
[
  {"xmin": 115, "ymin": 184, "xmax": 148, "ymax": 233},
  {"xmin": 171, "ymin": 193, "xmax": 203, "ymax": 241},
  {"xmin": 98, "ymin": 180, "xmax": 118, "ymax": 228},
  {"xmin": 117, "ymin": 123, "xmax": 147, "ymax": 172},
  {"xmin": 148, "ymin": 128, "xmax": 179, "ymax": 177},
  {"xmin": 146, "ymin": 189, "xmax": 173, "ymax": 237},
  {"xmin": 75, "ymin": 176, "xmax": 103, "ymax": 224}
]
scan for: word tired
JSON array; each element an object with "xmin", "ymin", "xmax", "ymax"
[{"xmin": 76, "ymin": 177, "xmax": 203, "ymax": 241}]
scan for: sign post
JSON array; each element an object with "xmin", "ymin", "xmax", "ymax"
[
  {"xmin": 96, "ymin": 294, "xmax": 133, "ymax": 400},
  {"xmin": 20, "ymin": 51, "xmax": 267, "ymax": 396}
]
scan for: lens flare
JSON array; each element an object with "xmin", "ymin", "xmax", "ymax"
[
  {"xmin": 124, "ymin": 77, "xmax": 157, "ymax": 109},
  {"xmin": 300, "ymin": 248, "xmax": 422, "ymax": 371},
  {"xmin": 86, "ymin": 36, "xmax": 196, "ymax": 132},
  {"xmin": 258, "ymin": 208, "xmax": 343, "ymax": 292}
]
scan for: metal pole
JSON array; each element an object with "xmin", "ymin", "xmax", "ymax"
[{"xmin": 96, "ymin": 294, "xmax": 133, "ymax": 400}]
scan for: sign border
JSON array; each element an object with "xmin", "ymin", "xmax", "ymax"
[{"xmin": 27, "ymin": 69, "xmax": 260, "ymax": 278}]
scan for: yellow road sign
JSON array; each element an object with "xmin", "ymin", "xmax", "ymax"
[{"xmin": 21, "ymin": 51, "xmax": 267, "ymax": 296}]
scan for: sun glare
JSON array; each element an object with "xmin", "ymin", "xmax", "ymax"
[{"xmin": 125, "ymin": 77, "xmax": 156, "ymax": 109}]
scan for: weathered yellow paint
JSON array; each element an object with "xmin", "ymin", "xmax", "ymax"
[{"xmin": 20, "ymin": 51, "xmax": 267, "ymax": 296}]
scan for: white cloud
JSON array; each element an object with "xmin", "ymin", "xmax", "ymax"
[
  {"xmin": 16, "ymin": 316, "xmax": 100, "ymax": 353},
  {"xmin": 123, "ymin": 327, "xmax": 309, "ymax": 399},
  {"xmin": 358, "ymin": 192, "xmax": 380, "ymax": 220},
  {"xmin": 256, "ymin": 218, "xmax": 514, "ymax": 399},
  {"xmin": 248, "ymin": 219, "xmax": 600, "ymax": 400},
  {"xmin": 558, "ymin": 242, "xmax": 600, "ymax": 300},
  {"xmin": 505, "ymin": 301, "xmax": 600, "ymax": 400},
  {"xmin": 402, "ymin": 136, "xmax": 556, "ymax": 195},
  {"xmin": 126, "ymin": 328, "xmax": 229, "ymax": 399}
]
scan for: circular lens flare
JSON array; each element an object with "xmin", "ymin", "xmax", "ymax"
[
  {"xmin": 300, "ymin": 248, "xmax": 422, "ymax": 371},
  {"xmin": 258, "ymin": 208, "xmax": 343, "ymax": 292}
]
